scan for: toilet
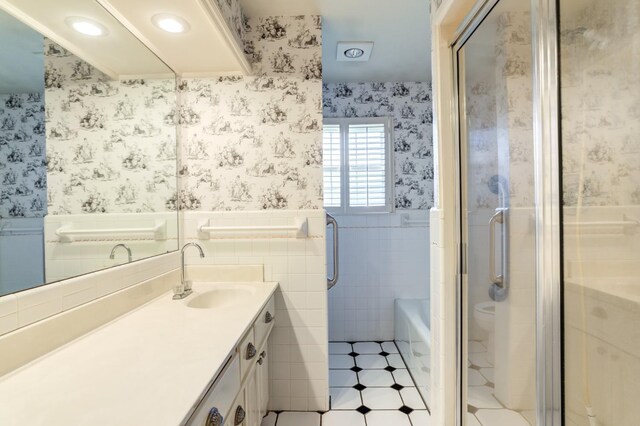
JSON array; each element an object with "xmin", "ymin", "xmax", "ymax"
[{"xmin": 473, "ymin": 301, "xmax": 495, "ymax": 358}]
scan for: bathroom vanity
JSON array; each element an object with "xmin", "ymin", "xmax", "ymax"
[{"xmin": 0, "ymin": 279, "xmax": 277, "ymax": 426}]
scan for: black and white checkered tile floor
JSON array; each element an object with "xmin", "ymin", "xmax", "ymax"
[{"xmin": 261, "ymin": 341, "xmax": 431, "ymax": 426}]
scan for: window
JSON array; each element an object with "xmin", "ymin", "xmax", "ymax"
[{"xmin": 323, "ymin": 118, "xmax": 393, "ymax": 213}]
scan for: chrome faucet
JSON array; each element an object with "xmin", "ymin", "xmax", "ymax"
[
  {"xmin": 109, "ymin": 244, "xmax": 132, "ymax": 263},
  {"xmin": 174, "ymin": 242, "xmax": 205, "ymax": 300}
]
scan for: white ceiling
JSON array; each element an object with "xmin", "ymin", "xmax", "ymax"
[
  {"xmin": 0, "ymin": 10, "xmax": 44, "ymax": 94},
  {"xmin": 239, "ymin": 0, "xmax": 432, "ymax": 83},
  {"xmin": 98, "ymin": 0, "xmax": 250, "ymax": 76},
  {"xmin": 0, "ymin": 0, "xmax": 172, "ymax": 80}
]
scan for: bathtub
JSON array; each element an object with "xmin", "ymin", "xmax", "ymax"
[{"xmin": 395, "ymin": 298, "xmax": 431, "ymax": 409}]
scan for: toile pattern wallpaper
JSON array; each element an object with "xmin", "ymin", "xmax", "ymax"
[
  {"xmin": 496, "ymin": 12, "xmax": 534, "ymax": 209},
  {"xmin": 560, "ymin": 0, "xmax": 640, "ymax": 207},
  {"xmin": 178, "ymin": 15, "xmax": 323, "ymax": 211},
  {"xmin": 44, "ymin": 40, "xmax": 177, "ymax": 215},
  {"xmin": 463, "ymin": 11, "xmax": 534, "ymax": 210},
  {"xmin": 323, "ymin": 82, "xmax": 434, "ymax": 209},
  {"xmin": 215, "ymin": 0, "xmax": 247, "ymax": 47},
  {"xmin": 0, "ymin": 93, "xmax": 46, "ymax": 218}
]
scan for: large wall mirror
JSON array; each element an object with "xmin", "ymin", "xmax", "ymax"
[{"xmin": 0, "ymin": 1, "xmax": 178, "ymax": 297}]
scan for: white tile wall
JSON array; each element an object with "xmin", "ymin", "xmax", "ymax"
[
  {"xmin": 0, "ymin": 218, "xmax": 44, "ymax": 296},
  {"xmin": 327, "ymin": 211, "xmax": 430, "ymax": 341},
  {"xmin": 182, "ymin": 209, "xmax": 329, "ymax": 412},
  {"xmin": 44, "ymin": 212, "xmax": 179, "ymax": 282}
]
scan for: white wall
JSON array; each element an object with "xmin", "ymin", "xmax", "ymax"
[
  {"xmin": 0, "ymin": 217, "xmax": 44, "ymax": 295},
  {"xmin": 327, "ymin": 211, "xmax": 429, "ymax": 341}
]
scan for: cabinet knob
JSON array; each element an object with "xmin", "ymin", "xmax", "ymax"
[
  {"xmin": 246, "ymin": 342, "xmax": 257, "ymax": 360},
  {"xmin": 257, "ymin": 350, "xmax": 267, "ymax": 365},
  {"xmin": 265, "ymin": 311, "xmax": 274, "ymax": 323},
  {"xmin": 205, "ymin": 407, "xmax": 224, "ymax": 426},
  {"xmin": 234, "ymin": 405, "xmax": 246, "ymax": 425}
]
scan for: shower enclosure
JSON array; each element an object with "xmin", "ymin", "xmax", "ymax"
[
  {"xmin": 456, "ymin": 1, "xmax": 537, "ymax": 424},
  {"xmin": 451, "ymin": 0, "xmax": 640, "ymax": 424}
]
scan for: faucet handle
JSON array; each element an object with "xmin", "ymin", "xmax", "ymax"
[
  {"xmin": 172, "ymin": 283, "xmax": 184, "ymax": 299},
  {"xmin": 183, "ymin": 280, "xmax": 193, "ymax": 292}
]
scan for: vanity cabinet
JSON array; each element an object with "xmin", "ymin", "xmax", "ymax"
[
  {"xmin": 256, "ymin": 348, "xmax": 269, "ymax": 418},
  {"xmin": 186, "ymin": 295, "xmax": 275, "ymax": 426}
]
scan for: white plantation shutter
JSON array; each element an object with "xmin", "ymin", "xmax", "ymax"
[
  {"xmin": 348, "ymin": 123, "xmax": 387, "ymax": 207},
  {"xmin": 323, "ymin": 124, "xmax": 342, "ymax": 207},
  {"xmin": 323, "ymin": 118, "xmax": 393, "ymax": 213}
]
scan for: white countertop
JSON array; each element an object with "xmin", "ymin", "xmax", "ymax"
[{"xmin": 0, "ymin": 281, "xmax": 278, "ymax": 426}]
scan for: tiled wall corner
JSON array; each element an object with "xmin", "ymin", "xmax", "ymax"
[
  {"xmin": 182, "ymin": 209, "xmax": 329, "ymax": 412},
  {"xmin": 327, "ymin": 211, "xmax": 430, "ymax": 341}
]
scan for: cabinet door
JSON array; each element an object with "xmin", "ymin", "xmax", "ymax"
[
  {"xmin": 245, "ymin": 369, "xmax": 260, "ymax": 426},
  {"xmin": 230, "ymin": 390, "xmax": 247, "ymax": 426},
  {"xmin": 186, "ymin": 357, "xmax": 240, "ymax": 426},
  {"xmin": 257, "ymin": 350, "xmax": 269, "ymax": 417}
]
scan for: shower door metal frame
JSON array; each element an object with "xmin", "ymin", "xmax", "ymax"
[
  {"xmin": 451, "ymin": 0, "xmax": 563, "ymax": 425},
  {"xmin": 531, "ymin": 0, "xmax": 563, "ymax": 424}
]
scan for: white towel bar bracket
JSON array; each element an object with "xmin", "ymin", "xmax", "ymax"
[
  {"xmin": 401, "ymin": 214, "xmax": 430, "ymax": 227},
  {"xmin": 197, "ymin": 217, "xmax": 308, "ymax": 239},
  {"xmin": 55, "ymin": 220, "xmax": 167, "ymax": 243}
]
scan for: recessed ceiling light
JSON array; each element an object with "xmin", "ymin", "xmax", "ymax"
[
  {"xmin": 344, "ymin": 48, "xmax": 365, "ymax": 59},
  {"xmin": 65, "ymin": 17, "xmax": 108, "ymax": 37},
  {"xmin": 337, "ymin": 42, "xmax": 374, "ymax": 62},
  {"xmin": 152, "ymin": 14, "xmax": 190, "ymax": 34}
]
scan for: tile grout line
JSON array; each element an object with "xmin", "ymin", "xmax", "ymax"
[{"xmin": 271, "ymin": 341, "xmax": 431, "ymax": 426}]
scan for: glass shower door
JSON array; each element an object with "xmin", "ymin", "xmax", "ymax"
[
  {"xmin": 455, "ymin": 0, "xmax": 536, "ymax": 424},
  {"xmin": 560, "ymin": 0, "xmax": 640, "ymax": 424}
]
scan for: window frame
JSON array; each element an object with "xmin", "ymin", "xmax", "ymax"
[{"xmin": 323, "ymin": 117, "xmax": 395, "ymax": 215}]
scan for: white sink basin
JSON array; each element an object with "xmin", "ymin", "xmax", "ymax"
[{"xmin": 186, "ymin": 284, "xmax": 257, "ymax": 309}]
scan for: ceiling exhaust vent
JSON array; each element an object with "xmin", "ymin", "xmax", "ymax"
[{"xmin": 337, "ymin": 41, "xmax": 373, "ymax": 62}]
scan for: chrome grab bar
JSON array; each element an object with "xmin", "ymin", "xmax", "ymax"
[
  {"xmin": 327, "ymin": 213, "xmax": 339, "ymax": 290},
  {"xmin": 489, "ymin": 209, "xmax": 504, "ymax": 288}
]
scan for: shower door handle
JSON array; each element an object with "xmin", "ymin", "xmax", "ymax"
[
  {"xmin": 489, "ymin": 209, "xmax": 504, "ymax": 287},
  {"xmin": 327, "ymin": 213, "xmax": 339, "ymax": 290}
]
